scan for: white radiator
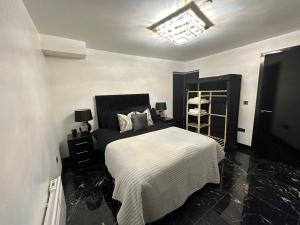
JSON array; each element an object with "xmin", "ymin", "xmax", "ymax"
[{"xmin": 43, "ymin": 176, "xmax": 66, "ymax": 225}]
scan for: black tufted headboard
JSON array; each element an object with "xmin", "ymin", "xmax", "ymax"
[{"xmin": 95, "ymin": 94, "xmax": 150, "ymax": 128}]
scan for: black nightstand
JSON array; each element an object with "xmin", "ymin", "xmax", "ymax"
[
  {"xmin": 67, "ymin": 133, "xmax": 93, "ymax": 168},
  {"xmin": 159, "ymin": 117, "xmax": 174, "ymax": 126}
]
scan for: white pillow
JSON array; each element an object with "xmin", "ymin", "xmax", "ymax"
[
  {"xmin": 137, "ymin": 108, "xmax": 153, "ymax": 126},
  {"xmin": 117, "ymin": 112, "xmax": 135, "ymax": 133}
]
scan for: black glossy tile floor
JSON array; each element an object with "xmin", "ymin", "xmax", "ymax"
[{"xmin": 62, "ymin": 149, "xmax": 300, "ymax": 225}]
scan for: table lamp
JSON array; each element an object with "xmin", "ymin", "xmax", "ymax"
[
  {"xmin": 155, "ymin": 102, "xmax": 167, "ymax": 118},
  {"xmin": 75, "ymin": 109, "xmax": 93, "ymax": 134}
]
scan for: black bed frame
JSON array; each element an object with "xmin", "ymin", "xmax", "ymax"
[{"xmin": 95, "ymin": 94, "xmax": 150, "ymax": 128}]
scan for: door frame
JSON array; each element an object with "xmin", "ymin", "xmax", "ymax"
[{"xmin": 252, "ymin": 45, "xmax": 300, "ymax": 152}]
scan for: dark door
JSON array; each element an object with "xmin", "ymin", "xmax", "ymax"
[
  {"xmin": 173, "ymin": 73, "xmax": 185, "ymax": 128},
  {"xmin": 253, "ymin": 46, "xmax": 300, "ymax": 166},
  {"xmin": 173, "ymin": 71, "xmax": 199, "ymax": 128}
]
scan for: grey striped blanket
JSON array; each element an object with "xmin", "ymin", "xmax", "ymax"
[{"xmin": 105, "ymin": 127, "xmax": 224, "ymax": 225}]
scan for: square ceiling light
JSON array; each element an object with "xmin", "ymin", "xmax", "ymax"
[{"xmin": 148, "ymin": 1, "xmax": 213, "ymax": 45}]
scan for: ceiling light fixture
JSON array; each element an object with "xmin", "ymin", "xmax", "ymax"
[
  {"xmin": 200, "ymin": 0, "xmax": 213, "ymax": 8},
  {"xmin": 148, "ymin": 1, "xmax": 213, "ymax": 45}
]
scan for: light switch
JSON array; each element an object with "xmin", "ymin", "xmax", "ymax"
[{"xmin": 238, "ymin": 128, "xmax": 246, "ymax": 133}]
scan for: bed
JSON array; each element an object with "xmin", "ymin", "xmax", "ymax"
[{"xmin": 93, "ymin": 94, "xmax": 225, "ymax": 225}]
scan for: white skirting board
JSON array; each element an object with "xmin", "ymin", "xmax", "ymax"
[{"xmin": 43, "ymin": 176, "xmax": 66, "ymax": 225}]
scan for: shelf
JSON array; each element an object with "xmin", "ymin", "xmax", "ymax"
[
  {"xmin": 211, "ymin": 95, "xmax": 227, "ymax": 97},
  {"xmin": 194, "ymin": 90, "xmax": 227, "ymax": 93},
  {"xmin": 188, "ymin": 112, "xmax": 209, "ymax": 117},
  {"xmin": 211, "ymin": 113, "xmax": 226, "ymax": 118},
  {"xmin": 200, "ymin": 123, "xmax": 210, "ymax": 129},
  {"xmin": 187, "ymin": 90, "xmax": 227, "ymax": 148},
  {"xmin": 187, "ymin": 122, "xmax": 198, "ymax": 128},
  {"xmin": 188, "ymin": 102, "xmax": 199, "ymax": 105},
  {"xmin": 187, "ymin": 123, "xmax": 210, "ymax": 129},
  {"xmin": 188, "ymin": 113, "xmax": 198, "ymax": 117},
  {"xmin": 188, "ymin": 102, "xmax": 210, "ymax": 105}
]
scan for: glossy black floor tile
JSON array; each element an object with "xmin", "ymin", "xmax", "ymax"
[
  {"xmin": 62, "ymin": 148, "xmax": 300, "ymax": 225},
  {"xmin": 225, "ymin": 150, "xmax": 260, "ymax": 173},
  {"xmin": 183, "ymin": 186, "xmax": 226, "ymax": 223},
  {"xmin": 232, "ymin": 171, "xmax": 300, "ymax": 219},
  {"xmin": 212, "ymin": 193, "xmax": 298, "ymax": 225},
  {"xmin": 218, "ymin": 159, "xmax": 248, "ymax": 193},
  {"xmin": 62, "ymin": 162, "xmax": 120, "ymax": 225},
  {"xmin": 196, "ymin": 193, "xmax": 298, "ymax": 225},
  {"xmin": 253, "ymin": 160, "xmax": 300, "ymax": 189}
]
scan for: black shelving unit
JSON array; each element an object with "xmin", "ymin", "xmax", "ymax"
[
  {"xmin": 173, "ymin": 73, "xmax": 241, "ymax": 150},
  {"xmin": 192, "ymin": 74, "xmax": 241, "ymax": 150}
]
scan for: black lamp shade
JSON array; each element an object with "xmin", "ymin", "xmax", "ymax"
[
  {"xmin": 155, "ymin": 102, "xmax": 167, "ymax": 111},
  {"xmin": 75, "ymin": 109, "xmax": 93, "ymax": 122}
]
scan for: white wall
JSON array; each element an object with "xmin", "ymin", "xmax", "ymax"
[
  {"xmin": 46, "ymin": 49, "xmax": 184, "ymax": 158},
  {"xmin": 0, "ymin": 1, "xmax": 60, "ymax": 225},
  {"xmin": 185, "ymin": 30, "xmax": 300, "ymax": 146}
]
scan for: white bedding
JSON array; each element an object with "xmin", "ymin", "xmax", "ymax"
[{"xmin": 105, "ymin": 127, "xmax": 225, "ymax": 225}]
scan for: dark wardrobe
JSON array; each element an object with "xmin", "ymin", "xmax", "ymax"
[
  {"xmin": 173, "ymin": 73, "xmax": 241, "ymax": 151},
  {"xmin": 173, "ymin": 71, "xmax": 199, "ymax": 128}
]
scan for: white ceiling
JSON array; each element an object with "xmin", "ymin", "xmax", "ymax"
[{"xmin": 23, "ymin": 0, "xmax": 300, "ymax": 61}]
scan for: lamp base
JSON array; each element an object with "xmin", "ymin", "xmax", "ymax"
[
  {"xmin": 79, "ymin": 121, "xmax": 91, "ymax": 134},
  {"xmin": 158, "ymin": 110, "xmax": 165, "ymax": 118}
]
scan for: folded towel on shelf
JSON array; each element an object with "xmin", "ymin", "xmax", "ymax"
[
  {"xmin": 188, "ymin": 97, "xmax": 200, "ymax": 104},
  {"xmin": 188, "ymin": 108, "xmax": 208, "ymax": 115},
  {"xmin": 200, "ymin": 99, "xmax": 210, "ymax": 104},
  {"xmin": 188, "ymin": 109, "xmax": 199, "ymax": 115},
  {"xmin": 188, "ymin": 97, "xmax": 210, "ymax": 104},
  {"xmin": 189, "ymin": 108, "xmax": 205, "ymax": 112}
]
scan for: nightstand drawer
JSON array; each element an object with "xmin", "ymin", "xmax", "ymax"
[
  {"xmin": 73, "ymin": 149, "xmax": 90, "ymax": 156},
  {"xmin": 73, "ymin": 151, "xmax": 91, "ymax": 166},
  {"xmin": 76, "ymin": 158, "xmax": 91, "ymax": 165},
  {"xmin": 69, "ymin": 144, "xmax": 91, "ymax": 158},
  {"xmin": 69, "ymin": 136, "xmax": 92, "ymax": 150},
  {"xmin": 72, "ymin": 141, "xmax": 92, "ymax": 152},
  {"xmin": 67, "ymin": 133, "xmax": 94, "ymax": 169},
  {"xmin": 75, "ymin": 157, "xmax": 91, "ymax": 167},
  {"xmin": 74, "ymin": 140, "xmax": 90, "ymax": 147}
]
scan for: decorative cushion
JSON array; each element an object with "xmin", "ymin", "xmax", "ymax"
[
  {"xmin": 137, "ymin": 108, "xmax": 154, "ymax": 126},
  {"xmin": 131, "ymin": 113, "xmax": 148, "ymax": 131},
  {"xmin": 100, "ymin": 108, "xmax": 130, "ymax": 130},
  {"xmin": 99, "ymin": 105, "xmax": 152, "ymax": 130},
  {"xmin": 117, "ymin": 111, "xmax": 135, "ymax": 133}
]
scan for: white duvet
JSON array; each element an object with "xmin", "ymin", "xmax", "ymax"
[{"xmin": 105, "ymin": 127, "xmax": 225, "ymax": 225}]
